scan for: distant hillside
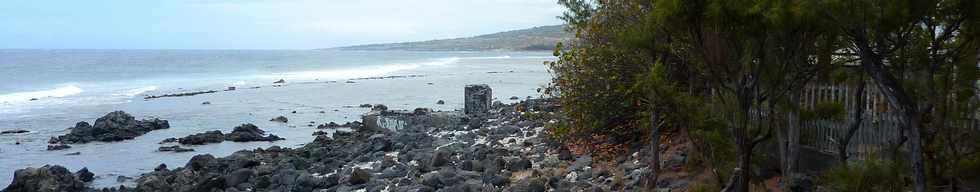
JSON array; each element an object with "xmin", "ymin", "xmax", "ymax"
[{"xmin": 331, "ymin": 25, "xmax": 572, "ymax": 51}]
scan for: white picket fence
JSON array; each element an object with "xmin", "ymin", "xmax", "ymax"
[{"xmin": 799, "ymin": 82, "xmax": 908, "ymax": 160}]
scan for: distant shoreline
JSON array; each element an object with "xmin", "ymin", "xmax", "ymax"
[{"xmin": 328, "ymin": 25, "xmax": 571, "ymax": 52}]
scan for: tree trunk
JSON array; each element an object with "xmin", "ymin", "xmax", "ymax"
[
  {"xmin": 852, "ymin": 30, "xmax": 928, "ymax": 192},
  {"xmin": 647, "ymin": 102, "xmax": 661, "ymax": 189},
  {"xmin": 839, "ymin": 78, "xmax": 866, "ymax": 164},
  {"xmin": 730, "ymin": 93, "xmax": 753, "ymax": 192},
  {"xmin": 782, "ymin": 91, "xmax": 801, "ymax": 191},
  {"xmin": 906, "ymin": 110, "xmax": 928, "ymax": 192}
]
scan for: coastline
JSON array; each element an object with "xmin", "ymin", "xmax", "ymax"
[{"xmin": 3, "ymin": 96, "xmax": 655, "ymax": 191}]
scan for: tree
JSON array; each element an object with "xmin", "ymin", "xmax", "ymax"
[{"xmin": 824, "ymin": 0, "xmax": 979, "ymax": 190}]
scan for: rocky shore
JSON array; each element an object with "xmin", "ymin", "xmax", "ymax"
[
  {"xmin": 4, "ymin": 97, "xmax": 667, "ymax": 192},
  {"xmin": 46, "ymin": 111, "xmax": 169, "ymax": 150}
]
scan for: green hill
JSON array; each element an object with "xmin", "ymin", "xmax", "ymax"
[{"xmin": 331, "ymin": 25, "xmax": 571, "ymax": 51}]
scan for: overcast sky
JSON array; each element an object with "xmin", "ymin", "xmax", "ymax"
[{"xmin": 0, "ymin": 0, "xmax": 565, "ymax": 49}]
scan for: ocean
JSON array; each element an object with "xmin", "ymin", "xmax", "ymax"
[{"xmin": 0, "ymin": 49, "xmax": 555, "ymax": 188}]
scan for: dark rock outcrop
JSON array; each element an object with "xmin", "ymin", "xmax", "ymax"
[
  {"xmin": 167, "ymin": 124, "xmax": 283, "ymax": 147},
  {"xmin": 178, "ymin": 130, "xmax": 224, "ymax": 145},
  {"xmin": 225, "ymin": 124, "xmax": 283, "ymax": 142},
  {"xmin": 316, "ymin": 121, "xmax": 361, "ymax": 129},
  {"xmin": 143, "ymin": 90, "xmax": 218, "ymax": 100},
  {"xmin": 46, "ymin": 144, "xmax": 71, "ymax": 151},
  {"xmin": 75, "ymin": 168, "xmax": 94, "ymax": 183},
  {"xmin": 371, "ymin": 104, "xmax": 388, "ymax": 111},
  {"xmin": 3, "ymin": 165, "xmax": 86, "ymax": 192},
  {"xmin": 158, "ymin": 146, "xmax": 195, "ymax": 153},
  {"xmin": 348, "ymin": 168, "xmax": 371, "ymax": 185},
  {"xmin": 269, "ymin": 116, "xmax": 288, "ymax": 123},
  {"xmin": 48, "ymin": 111, "xmax": 169, "ymax": 145},
  {"xmin": 1, "ymin": 129, "xmax": 29, "ymax": 134}
]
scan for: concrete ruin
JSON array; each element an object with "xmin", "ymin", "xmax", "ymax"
[{"xmin": 464, "ymin": 84, "xmax": 492, "ymax": 116}]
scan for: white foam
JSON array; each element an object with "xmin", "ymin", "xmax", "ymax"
[
  {"xmin": 274, "ymin": 64, "xmax": 421, "ymax": 81},
  {"xmin": 0, "ymin": 85, "xmax": 84, "ymax": 104},
  {"xmin": 422, "ymin": 57, "xmax": 461, "ymax": 66},
  {"xmin": 461, "ymin": 55, "xmax": 511, "ymax": 59},
  {"xmin": 266, "ymin": 57, "xmax": 462, "ymax": 81}
]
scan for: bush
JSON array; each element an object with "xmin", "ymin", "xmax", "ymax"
[{"xmin": 820, "ymin": 158, "xmax": 908, "ymax": 192}]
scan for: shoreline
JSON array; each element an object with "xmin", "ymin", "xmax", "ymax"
[{"xmin": 2, "ymin": 96, "xmax": 660, "ymax": 192}]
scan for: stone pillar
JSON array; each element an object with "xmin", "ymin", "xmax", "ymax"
[{"xmin": 464, "ymin": 84, "xmax": 492, "ymax": 116}]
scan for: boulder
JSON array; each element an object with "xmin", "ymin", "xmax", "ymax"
[
  {"xmin": 509, "ymin": 177, "xmax": 547, "ymax": 192},
  {"xmin": 436, "ymin": 100, "xmax": 445, "ymax": 105},
  {"xmin": 46, "ymin": 144, "xmax": 71, "ymax": 151},
  {"xmin": 225, "ymin": 124, "xmax": 284, "ymax": 142},
  {"xmin": 186, "ymin": 154, "xmax": 216, "ymax": 171},
  {"xmin": 48, "ymin": 111, "xmax": 169, "ymax": 144},
  {"xmin": 413, "ymin": 108, "xmax": 432, "ymax": 115},
  {"xmin": 154, "ymin": 164, "xmax": 168, "ymax": 172},
  {"xmin": 75, "ymin": 168, "xmax": 94, "ymax": 183},
  {"xmin": 508, "ymin": 158, "xmax": 532, "ymax": 171},
  {"xmin": 3, "ymin": 165, "xmax": 86, "ymax": 192},
  {"xmin": 159, "ymin": 137, "xmax": 177, "ymax": 143},
  {"xmin": 273, "ymin": 79, "xmax": 286, "ymax": 84},
  {"xmin": 430, "ymin": 151, "xmax": 451, "ymax": 168},
  {"xmin": 178, "ymin": 130, "xmax": 225, "ymax": 145},
  {"xmin": 224, "ymin": 169, "xmax": 256, "ymax": 187},
  {"xmin": 371, "ymin": 104, "xmax": 388, "ymax": 112},
  {"xmin": 349, "ymin": 168, "xmax": 371, "ymax": 185},
  {"xmin": 269, "ymin": 116, "xmax": 288, "ymax": 123},
  {"xmin": 558, "ymin": 148, "xmax": 574, "ymax": 161}
]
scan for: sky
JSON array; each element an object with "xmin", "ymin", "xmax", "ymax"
[{"xmin": 0, "ymin": 0, "xmax": 565, "ymax": 49}]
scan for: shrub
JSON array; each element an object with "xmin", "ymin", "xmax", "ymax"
[{"xmin": 820, "ymin": 158, "xmax": 908, "ymax": 192}]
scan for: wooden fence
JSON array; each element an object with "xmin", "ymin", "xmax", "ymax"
[{"xmin": 799, "ymin": 82, "xmax": 907, "ymax": 160}]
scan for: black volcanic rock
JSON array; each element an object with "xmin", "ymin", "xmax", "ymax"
[
  {"xmin": 158, "ymin": 145, "xmax": 195, "ymax": 153},
  {"xmin": 348, "ymin": 168, "xmax": 370, "ymax": 185},
  {"xmin": 178, "ymin": 130, "xmax": 224, "ymax": 145},
  {"xmin": 225, "ymin": 124, "xmax": 283, "ymax": 142},
  {"xmin": 2, "ymin": 98, "xmax": 623, "ymax": 192},
  {"xmin": 48, "ymin": 111, "xmax": 169, "ymax": 144},
  {"xmin": 74, "ymin": 168, "xmax": 94, "ymax": 183},
  {"xmin": 3, "ymin": 165, "xmax": 86, "ymax": 192},
  {"xmin": 46, "ymin": 144, "xmax": 71, "ymax": 151},
  {"xmin": 269, "ymin": 116, "xmax": 288, "ymax": 123},
  {"xmin": 1, "ymin": 129, "xmax": 29, "ymax": 134}
]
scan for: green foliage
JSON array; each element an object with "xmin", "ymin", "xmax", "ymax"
[
  {"xmin": 688, "ymin": 121, "xmax": 736, "ymax": 180},
  {"xmin": 959, "ymin": 155, "xmax": 980, "ymax": 180},
  {"xmin": 551, "ymin": 0, "xmax": 980, "ymax": 190},
  {"xmin": 820, "ymin": 158, "xmax": 909, "ymax": 192},
  {"xmin": 688, "ymin": 181, "xmax": 722, "ymax": 192},
  {"xmin": 800, "ymin": 101, "xmax": 845, "ymax": 121}
]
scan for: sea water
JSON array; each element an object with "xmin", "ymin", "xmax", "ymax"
[{"xmin": 0, "ymin": 49, "xmax": 555, "ymax": 188}]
